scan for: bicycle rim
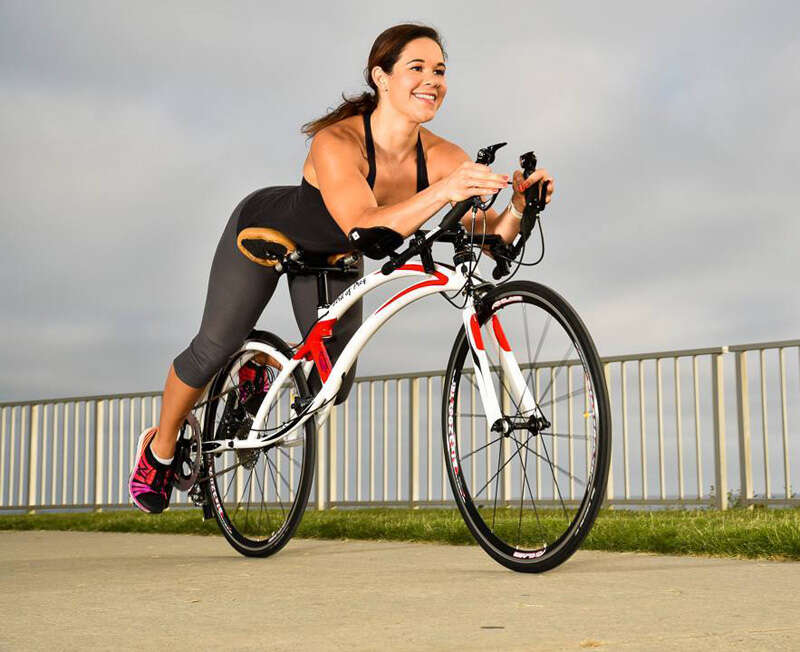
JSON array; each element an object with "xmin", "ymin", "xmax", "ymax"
[
  {"xmin": 443, "ymin": 281, "xmax": 610, "ymax": 572},
  {"xmin": 203, "ymin": 333, "xmax": 315, "ymax": 556}
]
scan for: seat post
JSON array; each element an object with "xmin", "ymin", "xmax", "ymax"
[{"xmin": 316, "ymin": 271, "xmax": 330, "ymax": 308}]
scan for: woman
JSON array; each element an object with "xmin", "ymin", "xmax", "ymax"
[{"xmin": 128, "ymin": 23, "xmax": 555, "ymax": 514}]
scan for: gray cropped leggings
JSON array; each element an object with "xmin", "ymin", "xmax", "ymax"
[{"xmin": 173, "ymin": 192, "xmax": 363, "ymax": 402}]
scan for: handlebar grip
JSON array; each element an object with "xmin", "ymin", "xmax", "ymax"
[{"xmin": 438, "ymin": 198, "xmax": 474, "ymax": 231}]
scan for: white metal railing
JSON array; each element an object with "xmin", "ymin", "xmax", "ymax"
[{"xmin": 1, "ymin": 339, "xmax": 798, "ymax": 512}]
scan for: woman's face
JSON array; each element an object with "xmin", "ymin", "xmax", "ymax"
[{"xmin": 377, "ymin": 37, "xmax": 447, "ymax": 121}]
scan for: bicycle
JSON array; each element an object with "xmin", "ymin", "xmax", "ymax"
[{"xmin": 172, "ymin": 142, "xmax": 611, "ymax": 572}]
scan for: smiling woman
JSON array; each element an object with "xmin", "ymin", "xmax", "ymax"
[{"xmin": 128, "ymin": 22, "xmax": 553, "ymax": 516}]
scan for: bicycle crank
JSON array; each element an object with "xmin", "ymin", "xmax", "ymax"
[{"xmin": 172, "ymin": 412, "xmax": 202, "ymax": 491}]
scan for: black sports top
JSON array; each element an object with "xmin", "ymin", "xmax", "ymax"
[{"xmin": 236, "ymin": 109, "xmax": 429, "ymax": 253}]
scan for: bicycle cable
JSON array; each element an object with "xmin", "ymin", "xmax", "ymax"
[{"xmin": 437, "ymin": 203, "xmax": 488, "ymax": 310}]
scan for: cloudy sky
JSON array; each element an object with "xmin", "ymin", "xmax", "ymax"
[{"xmin": 1, "ymin": 0, "xmax": 797, "ymax": 402}]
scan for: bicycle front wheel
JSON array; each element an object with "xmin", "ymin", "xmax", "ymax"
[
  {"xmin": 443, "ymin": 281, "xmax": 611, "ymax": 572},
  {"xmin": 202, "ymin": 330, "xmax": 316, "ymax": 557}
]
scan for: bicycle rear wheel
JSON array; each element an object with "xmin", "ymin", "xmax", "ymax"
[
  {"xmin": 202, "ymin": 330, "xmax": 316, "ymax": 557},
  {"xmin": 443, "ymin": 281, "xmax": 611, "ymax": 572}
]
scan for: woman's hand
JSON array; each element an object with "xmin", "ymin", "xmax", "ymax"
[
  {"xmin": 440, "ymin": 161, "xmax": 509, "ymax": 203},
  {"xmin": 510, "ymin": 168, "xmax": 555, "ymax": 212}
]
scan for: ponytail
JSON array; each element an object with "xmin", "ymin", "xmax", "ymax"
[{"xmin": 301, "ymin": 90, "xmax": 378, "ymax": 138}]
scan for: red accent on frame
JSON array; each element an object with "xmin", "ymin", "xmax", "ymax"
[
  {"xmin": 469, "ymin": 314, "xmax": 484, "ymax": 351},
  {"xmin": 292, "ymin": 318, "xmax": 336, "ymax": 382},
  {"xmin": 377, "ymin": 264, "xmax": 448, "ymax": 313},
  {"xmin": 491, "ymin": 315, "xmax": 511, "ymax": 351}
]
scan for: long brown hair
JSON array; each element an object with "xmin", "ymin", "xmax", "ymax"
[{"xmin": 300, "ymin": 23, "xmax": 447, "ymax": 138}]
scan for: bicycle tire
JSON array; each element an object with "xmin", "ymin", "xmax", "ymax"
[
  {"xmin": 202, "ymin": 330, "xmax": 316, "ymax": 557},
  {"xmin": 442, "ymin": 281, "xmax": 611, "ymax": 572}
]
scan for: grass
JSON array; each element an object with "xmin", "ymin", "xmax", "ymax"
[{"xmin": 2, "ymin": 506, "xmax": 800, "ymax": 560}]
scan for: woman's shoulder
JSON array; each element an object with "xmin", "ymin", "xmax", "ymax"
[
  {"xmin": 314, "ymin": 114, "xmax": 364, "ymax": 145},
  {"xmin": 308, "ymin": 116, "xmax": 470, "ymax": 180},
  {"xmin": 310, "ymin": 115, "xmax": 367, "ymax": 163},
  {"xmin": 418, "ymin": 127, "xmax": 471, "ymax": 181}
]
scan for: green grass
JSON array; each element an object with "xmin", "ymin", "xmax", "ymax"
[{"xmin": 2, "ymin": 506, "xmax": 800, "ymax": 560}]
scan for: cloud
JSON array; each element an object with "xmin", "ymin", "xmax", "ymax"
[{"xmin": 1, "ymin": 1, "xmax": 798, "ymax": 401}]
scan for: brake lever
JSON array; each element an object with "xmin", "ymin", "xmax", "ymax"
[
  {"xmin": 476, "ymin": 142, "xmax": 507, "ymax": 165},
  {"xmin": 489, "ymin": 150, "xmax": 549, "ymax": 279},
  {"xmin": 513, "ymin": 150, "xmax": 546, "ymax": 254}
]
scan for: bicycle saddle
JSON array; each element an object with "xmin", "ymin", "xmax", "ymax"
[
  {"xmin": 236, "ymin": 226, "xmax": 358, "ymax": 271},
  {"xmin": 237, "ymin": 227, "xmax": 298, "ymax": 267},
  {"xmin": 348, "ymin": 226, "xmax": 404, "ymax": 260}
]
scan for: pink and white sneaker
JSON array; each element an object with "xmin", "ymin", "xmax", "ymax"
[
  {"xmin": 238, "ymin": 359, "xmax": 272, "ymax": 413},
  {"xmin": 128, "ymin": 427, "xmax": 175, "ymax": 514}
]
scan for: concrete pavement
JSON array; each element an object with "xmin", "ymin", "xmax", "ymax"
[{"xmin": 1, "ymin": 530, "xmax": 798, "ymax": 650}]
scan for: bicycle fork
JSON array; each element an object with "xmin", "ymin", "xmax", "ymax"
[{"xmin": 462, "ymin": 307, "xmax": 546, "ymax": 432}]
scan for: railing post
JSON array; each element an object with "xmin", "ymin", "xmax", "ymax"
[
  {"xmin": 0, "ymin": 407, "xmax": 6, "ymax": 508},
  {"xmin": 604, "ymin": 363, "xmax": 614, "ymax": 507},
  {"xmin": 734, "ymin": 350, "xmax": 753, "ymax": 508},
  {"xmin": 27, "ymin": 405, "xmax": 39, "ymax": 512},
  {"xmin": 94, "ymin": 400, "xmax": 105, "ymax": 510},
  {"xmin": 711, "ymin": 350, "xmax": 728, "ymax": 510},
  {"xmin": 316, "ymin": 410, "xmax": 329, "ymax": 510},
  {"xmin": 409, "ymin": 377, "xmax": 420, "ymax": 507},
  {"xmin": 329, "ymin": 405, "xmax": 338, "ymax": 504}
]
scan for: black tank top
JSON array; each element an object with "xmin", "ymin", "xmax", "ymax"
[{"xmin": 236, "ymin": 109, "xmax": 430, "ymax": 253}]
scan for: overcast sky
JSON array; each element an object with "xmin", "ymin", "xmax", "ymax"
[{"xmin": 1, "ymin": 0, "xmax": 798, "ymax": 402}]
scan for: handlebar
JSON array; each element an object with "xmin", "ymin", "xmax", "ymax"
[{"xmin": 380, "ymin": 142, "xmax": 548, "ymax": 277}]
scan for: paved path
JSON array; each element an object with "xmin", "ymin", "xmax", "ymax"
[{"xmin": 1, "ymin": 531, "xmax": 799, "ymax": 650}]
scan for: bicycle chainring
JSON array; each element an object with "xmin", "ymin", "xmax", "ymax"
[{"xmin": 172, "ymin": 412, "xmax": 202, "ymax": 491}]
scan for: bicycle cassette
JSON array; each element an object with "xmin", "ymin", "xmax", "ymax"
[{"xmin": 172, "ymin": 412, "xmax": 202, "ymax": 491}]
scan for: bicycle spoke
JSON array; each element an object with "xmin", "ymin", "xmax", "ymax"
[
  {"xmin": 474, "ymin": 440, "xmax": 517, "ymax": 500},
  {"xmin": 461, "ymin": 435, "xmax": 504, "ymax": 461},
  {"xmin": 243, "ymin": 470, "xmax": 253, "ymax": 534},
  {"xmin": 516, "ymin": 427, "xmax": 528, "ymax": 546},
  {"xmin": 277, "ymin": 445, "xmax": 303, "ymax": 470},
  {"xmin": 536, "ymin": 343, "xmax": 576, "ymax": 406},
  {"xmin": 539, "ymin": 435, "xmax": 569, "ymax": 522},
  {"xmin": 526, "ymin": 307, "xmax": 551, "ymax": 394},
  {"xmin": 502, "ymin": 382, "xmax": 589, "ymax": 419},
  {"xmin": 540, "ymin": 431, "xmax": 591, "ymax": 441},
  {"xmin": 510, "ymin": 430, "xmax": 545, "ymax": 548},
  {"xmin": 509, "ymin": 434, "xmax": 586, "ymax": 488},
  {"xmin": 491, "ymin": 434, "xmax": 503, "ymax": 530},
  {"xmin": 269, "ymin": 451, "xmax": 295, "ymax": 497},
  {"xmin": 532, "ymin": 314, "xmax": 551, "ymax": 372},
  {"xmin": 232, "ymin": 470, "xmax": 253, "ymax": 519},
  {"xmin": 538, "ymin": 385, "xmax": 587, "ymax": 410},
  {"xmin": 223, "ymin": 462, "xmax": 238, "ymax": 501},
  {"xmin": 266, "ymin": 453, "xmax": 286, "ymax": 519},
  {"xmin": 253, "ymin": 458, "xmax": 273, "ymax": 536}
]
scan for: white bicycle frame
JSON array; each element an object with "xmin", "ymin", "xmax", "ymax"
[{"xmin": 202, "ymin": 260, "xmax": 542, "ymax": 454}]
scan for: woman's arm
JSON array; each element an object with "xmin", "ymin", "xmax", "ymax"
[
  {"xmin": 310, "ymin": 128, "xmax": 508, "ymax": 238},
  {"xmin": 311, "ymin": 128, "xmax": 448, "ymax": 237}
]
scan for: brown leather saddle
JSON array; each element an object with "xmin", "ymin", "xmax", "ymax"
[{"xmin": 236, "ymin": 227, "xmax": 359, "ymax": 270}]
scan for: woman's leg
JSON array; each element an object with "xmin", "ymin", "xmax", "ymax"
[
  {"xmin": 152, "ymin": 196, "xmax": 281, "ymax": 459},
  {"xmin": 151, "ymin": 364, "xmax": 205, "ymax": 459},
  {"xmin": 287, "ymin": 258, "xmax": 364, "ymax": 404}
]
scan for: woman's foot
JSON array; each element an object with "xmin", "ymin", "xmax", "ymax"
[
  {"xmin": 238, "ymin": 358, "xmax": 274, "ymax": 413},
  {"xmin": 128, "ymin": 427, "xmax": 175, "ymax": 514}
]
